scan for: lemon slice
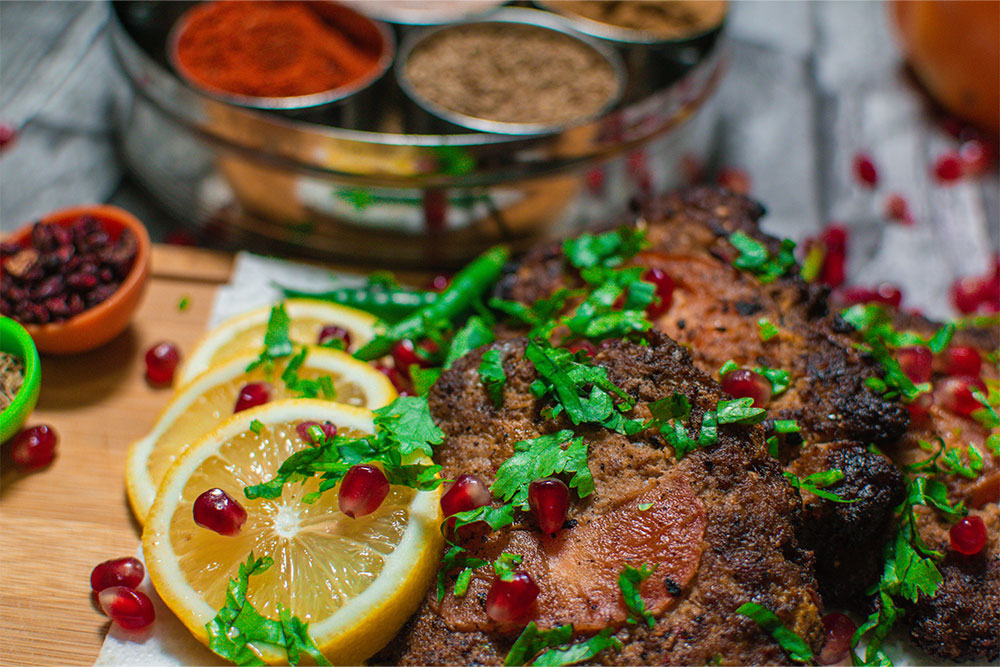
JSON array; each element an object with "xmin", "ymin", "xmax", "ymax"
[
  {"xmin": 127, "ymin": 347, "xmax": 395, "ymax": 524},
  {"xmin": 143, "ymin": 399, "xmax": 442, "ymax": 665},
  {"xmin": 177, "ymin": 300, "xmax": 378, "ymax": 386}
]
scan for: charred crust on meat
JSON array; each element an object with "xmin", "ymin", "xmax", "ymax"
[
  {"xmin": 734, "ymin": 300, "xmax": 763, "ymax": 316},
  {"xmin": 664, "ymin": 576, "xmax": 682, "ymax": 596}
]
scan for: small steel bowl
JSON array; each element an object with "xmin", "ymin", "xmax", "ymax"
[
  {"xmin": 167, "ymin": 0, "xmax": 395, "ymax": 121},
  {"xmin": 395, "ymin": 8, "xmax": 627, "ymax": 136}
]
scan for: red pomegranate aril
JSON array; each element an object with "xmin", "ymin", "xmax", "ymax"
[
  {"xmin": 585, "ymin": 167, "xmax": 605, "ymax": 195},
  {"xmin": 528, "ymin": 478, "xmax": 570, "ymax": 536},
  {"xmin": 374, "ymin": 363, "xmax": 412, "ymax": 396},
  {"xmin": 644, "ymin": 268, "xmax": 675, "ymax": 319},
  {"xmin": 426, "ymin": 273, "xmax": 451, "ymax": 292},
  {"xmin": 950, "ymin": 515, "xmax": 987, "ymax": 555},
  {"xmin": 392, "ymin": 339, "xmax": 433, "ymax": 376},
  {"xmin": 566, "ymin": 339, "xmax": 597, "ymax": 358},
  {"xmin": 721, "ymin": 369, "xmax": 772, "ymax": 408},
  {"xmin": 944, "ymin": 346, "xmax": 982, "ymax": 377},
  {"xmin": 852, "ymin": 152, "xmax": 879, "ymax": 187},
  {"xmin": 192, "ymin": 488, "xmax": 247, "ymax": 536},
  {"xmin": 338, "ymin": 464, "xmax": 390, "ymax": 518},
  {"xmin": 144, "ymin": 342, "xmax": 180, "ymax": 385},
  {"xmin": 959, "ymin": 139, "xmax": 993, "ymax": 176},
  {"xmin": 98, "ymin": 586, "xmax": 155, "ymax": 630},
  {"xmin": 486, "ymin": 571, "xmax": 539, "ymax": 623},
  {"xmin": 0, "ymin": 122, "xmax": 17, "ymax": 150},
  {"xmin": 318, "ymin": 325, "xmax": 351, "ymax": 350},
  {"xmin": 884, "ymin": 193, "xmax": 914, "ymax": 225},
  {"xmin": 818, "ymin": 612, "xmax": 857, "ymax": 665},
  {"xmin": 295, "ymin": 420, "xmax": 337, "ymax": 444},
  {"xmin": 932, "ymin": 152, "xmax": 963, "ymax": 184},
  {"xmin": 234, "ymin": 382, "xmax": 271, "ymax": 412},
  {"xmin": 441, "ymin": 473, "xmax": 492, "ymax": 517},
  {"xmin": 950, "ymin": 269, "xmax": 1000, "ymax": 315},
  {"xmin": 937, "ymin": 376, "xmax": 988, "ymax": 417},
  {"xmin": 838, "ymin": 283, "xmax": 903, "ymax": 308},
  {"xmin": 907, "ymin": 392, "xmax": 933, "ymax": 421},
  {"xmin": 91, "ymin": 557, "xmax": 144, "ymax": 592},
  {"xmin": 10, "ymin": 424, "xmax": 58, "ymax": 469},
  {"xmin": 897, "ymin": 346, "xmax": 933, "ymax": 384}
]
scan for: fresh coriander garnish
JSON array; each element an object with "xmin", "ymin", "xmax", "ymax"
[
  {"xmin": 249, "ymin": 419, "xmax": 264, "ymax": 435},
  {"xmin": 478, "ymin": 349, "xmax": 507, "ymax": 407},
  {"xmin": 563, "ymin": 227, "xmax": 649, "ymax": 270},
  {"xmin": 987, "ymin": 433, "xmax": 1000, "ymax": 456},
  {"xmin": 280, "ymin": 348, "xmax": 336, "ymax": 400},
  {"xmin": 716, "ymin": 397, "xmax": 767, "ymax": 425},
  {"xmin": 735, "ymin": 602, "xmax": 812, "ymax": 664},
  {"xmin": 758, "ymin": 318, "xmax": 779, "ymax": 342},
  {"xmin": 410, "ymin": 366, "xmax": 443, "ymax": 396},
  {"xmin": 443, "ymin": 316, "xmax": 495, "ymax": 369},
  {"xmin": 437, "ymin": 545, "xmax": 487, "ymax": 602},
  {"xmin": 505, "ymin": 622, "xmax": 622, "ymax": 667},
  {"xmin": 782, "ymin": 469, "xmax": 856, "ymax": 503},
  {"xmin": 494, "ymin": 552, "xmax": 524, "ymax": 581},
  {"xmin": 719, "ymin": 359, "xmax": 740, "ymax": 376},
  {"xmin": 619, "ymin": 562, "xmax": 657, "ymax": 628},
  {"xmin": 970, "ymin": 387, "xmax": 1000, "ymax": 428},
  {"xmin": 177, "ymin": 296, "xmax": 190, "ymax": 311},
  {"xmin": 729, "ymin": 232, "xmax": 797, "ymax": 284},
  {"xmin": 244, "ymin": 395, "xmax": 444, "ymax": 502},
  {"xmin": 905, "ymin": 438, "xmax": 984, "ymax": 480},
  {"xmin": 490, "ymin": 430, "xmax": 594, "ymax": 509},
  {"xmin": 773, "ymin": 419, "xmax": 800, "ymax": 433},
  {"xmin": 206, "ymin": 553, "xmax": 331, "ymax": 666},
  {"xmin": 755, "ymin": 366, "xmax": 791, "ymax": 395},
  {"xmin": 840, "ymin": 304, "xmax": 955, "ymax": 353},
  {"xmin": 246, "ymin": 303, "xmax": 294, "ymax": 374}
]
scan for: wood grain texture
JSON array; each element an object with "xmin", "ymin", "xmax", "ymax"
[{"xmin": 0, "ymin": 246, "xmax": 231, "ymax": 667}]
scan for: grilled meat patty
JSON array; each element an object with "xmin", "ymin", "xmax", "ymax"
[
  {"xmin": 375, "ymin": 334, "xmax": 824, "ymax": 665},
  {"xmin": 496, "ymin": 186, "xmax": 907, "ymax": 605}
]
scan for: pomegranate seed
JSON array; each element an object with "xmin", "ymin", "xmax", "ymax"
[
  {"xmin": 144, "ymin": 342, "xmax": 180, "ymax": 385},
  {"xmin": 441, "ymin": 473, "xmax": 492, "ymax": 517},
  {"xmin": 91, "ymin": 557, "xmax": 144, "ymax": 592},
  {"xmin": 339, "ymin": 464, "xmax": 389, "ymax": 518},
  {"xmin": 234, "ymin": 382, "xmax": 271, "ymax": 412},
  {"xmin": 318, "ymin": 325, "xmax": 351, "ymax": 350},
  {"xmin": 10, "ymin": 425, "xmax": 58, "ymax": 469},
  {"xmin": 721, "ymin": 369, "xmax": 772, "ymax": 408},
  {"xmin": 907, "ymin": 392, "xmax": 933, "ymax": 421},
  {"xmin": 0, "ymin": 122, "xmax": 17, "ymax": 150},
  {"xmin": 392, "ymin": 339, "xmax": 434, "ymax": 376},
  {"xmin": 192, "ymin": 488, "xmax": 247, "ymax": 536},
  {"xmin": 585, "ymin": 167, "xmax": 605, "ymax": 195},
  {"xmin": 426, "ymin": 273, "xmax": 451, "ymax": 292},
  {"xmin": 98, "ymin": 586, "xmax": 155, "ymax": 630},
  {"xmin": 566, "ymin": 339, "xmax": 597, "ymax": 358},
  {"xmin": 950, "ymin": 269, "xmax": 1000, "ymax": 314},
  {"xmin": 853, "ymin": 152, "xmax": 879, "ymax": 187},
  {"xmin": 717, "ymin": 167, "xmax": 751, "ymax": 194},
  {"xmin": 838, "ymin": 283, "xmax": 903, "ymax": 308},
  {"xmin": 295, "ymin": 420, "xmax": 337, "ymax": 444},
  {"xmin": 944, "ymin": 346, "xmax": 982, "ymax": 377},
  {"xmin": 374, "ymin": 363, "xmax": 413, "ymax": 396},
  {"xmin": 626, "ymin": 151, "xmax": 647, "ymax": 176},
  {"xmin": 644, "ymin": 268, "xmax": 675, "ymax": 319},
  {"xmin": 486, "ymin": 571, "xmax": 539, "ymax": 623},
  {"xmin": 959, "ymin": 139, "xmax": 993, "ymax": 176},
  {"xmin": 884, "ymin": 193, "xmax": 914, "ymax": 225},
  {"xmin": 528, "ymin": 478, "xmax": 570, "ymax": 535},
  {"xmin": 897, "ymin": 346, "xmax": 933, "ymax": 383},
  {"xmin": 818, "ymin": 612, "xmax": 857, "ymax": 665},
  {"xmin": 932, "ymin": 152, "xmax": 963, "ymax": 184},
  {"xmin": 937, "ymin": 376, "xmax": 987, "ymax": 417},
  {"xmin": 949, "ymin": 515, "xmax": 987, "ymax": 555}
]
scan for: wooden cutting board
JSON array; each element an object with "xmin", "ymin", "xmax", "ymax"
[{"xmin": 0, "ymin": 245, "xmax": 234, "ymax": 666}]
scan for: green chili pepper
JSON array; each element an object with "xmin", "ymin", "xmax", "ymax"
[
  {"xmin": 279, "ymin": 285, "xmax": 438, "ymax": 323},
  {"xmin": 353, "ymin": 245, "xmax": 510, "ymax": 361}
]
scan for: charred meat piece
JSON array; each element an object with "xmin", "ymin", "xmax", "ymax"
[
  {"xmin": 880, "ymin": 311, "xmax": 999, "ymax": 662},
  {"xmin": 496, "ymin": 186, "xmax": 907, "ymax": 604},
  {"xmin": 375, "ymin": 334, "xmax": 824, "ymax": 665}
]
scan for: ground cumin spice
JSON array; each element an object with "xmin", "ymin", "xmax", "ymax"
[
  {"xmin": 551, "ymin": 1, "xmax": 726, "ymax": 39},
  {"xmin": 405, "ymin": 23, "xmax": 617, "ymax": 127},
  {"xmin": 174, "ymin": 1, "xmax": 380, "ymax": 98}
]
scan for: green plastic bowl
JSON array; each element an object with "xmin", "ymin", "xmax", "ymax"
[{"xmin": 0, "ymin": 317, "xmax": 41, "ymax": 444}]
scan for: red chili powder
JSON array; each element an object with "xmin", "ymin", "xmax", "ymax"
[{"xmin": 174, "ymin": 1, "xmax": 380, "ymax": 98}]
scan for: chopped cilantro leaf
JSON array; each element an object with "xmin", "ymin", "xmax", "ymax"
[
  {"xmin": 773, "ymin": 419, "xmax": 800, "ymax": 433},
  {"xmin": 438, "ymin": 545, "xmax": 487, "ymax": 602},
  {"xmin": 494, "ymin": 552, "xmax": 523, "ymax": 581},
  {"xmin": 246, "ymin": 303, "xmax": 294, "ymax": 373},
  {"xmin": 444, "ymin": 316, "xmax": 495, "ymax": 369},
  {"xmin": 638, "ymin": 502, "xmax": 653, "ymax": 511},
  {"xmin": 755, "ymin": 366, "xmax": 791, "ymax": 395},
  {"xmin": 716, "ymin": 397, "xmax": 767, "ymax": 425},
  {"xmin": 506, "ymin": 623, "xmax": 574, "ymax": 666},
  {"xmin": 719, "ymin": 360, "xmax": 740, "ymax": 377},
  {"xmin": 729, "ymin": 232, "xmax": 797, "ymax": 284},
  {"xmin": 280, "ymin": 348, "xmax": 337, "ymax": 400},
  {"xmin": 906, "ymin": 438, "xmax": 984, "ymax": 480},
  {"xmin": 249, "ymin": 419, "xmax": 264, "ymax": 435},
  {"xmin": 971, "ymin": 388, "xmax": 1000, "ymax": 428},
  {"xmin": 206, "ymin": 553, "xmax": 331, "ymax": 666},
  {"xmin": 448, "ymin": 502, "xmax": 517, "ymax": 534},
  {"xmin": 479, "ymin": 349, "xmax": 507, "ymax": 406},
  {"xmin": 758, "ymin": 318, "xmax": 780, "ymax": 342},
  {"xmin": 563, "ymin": 227, "xmax": 648, "ymax": 270},
  {"xmin": 489, "ymin": 289, "xmax": 582, "ymax": 339},
  {"xmin": 619, "ymin": 563, "xmax": 657, "ymax": 628},
  {"xmin": 783, "ymin": 469, "xmax": 856, "ymax": 503},
  {"xmin": 410, "ymin": 365, "xmax": 443, "ymax": 396},
  {"xmin": 736, "ymin": 603, "xmax": 812, "ymax": 664},
  {"xmin": 532, "ymin": 629, "xmax": 621, "ymax": 667},
  {"xmin": 490, "ymin": 431, "xmax": 593, "ymax": 508},
  {"xmin": 177, "ymin": 296, "xmax": 190, "ymax": 311}
]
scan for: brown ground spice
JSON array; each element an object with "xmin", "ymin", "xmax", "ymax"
[
  {"xmin": 405, "ymin": 23, "xmax": 617, "ymax": 126},
  {"xmin": 0, "ymin": 351, "xmax": 25, "ymax": 411},
  {"xmin": 552, "ymin": 1, "xmax": 726, "ymax": 39}
]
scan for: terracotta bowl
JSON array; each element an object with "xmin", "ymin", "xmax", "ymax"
[{"xmin": 4, "ymin": 205, "xmax": 151, "ymax": 354}]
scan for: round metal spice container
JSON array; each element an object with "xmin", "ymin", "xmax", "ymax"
[{"xmin": 396, "ymin": 9, "xmax": 626, "ymax": 135}]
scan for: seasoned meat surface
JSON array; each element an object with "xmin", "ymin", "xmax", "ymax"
[
  {"xmin": 495, "ymin": 186, "xmax": 907, "ymax": 605},
  {"xmin": 375, "ymin": 334, "xmax": 824, "ymax": 665}
]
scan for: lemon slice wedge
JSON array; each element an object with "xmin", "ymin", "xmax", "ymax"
[
  {"xmin": 177, "ymin": 300, "xmax": 377, "ymax": 386},
  {"xmin": 127, "ymin": 346, "xmax": 395, "ymax": 524},
  {"xmin": 143, "ymin": 399, "xmax": 442, "ymax": 665}
]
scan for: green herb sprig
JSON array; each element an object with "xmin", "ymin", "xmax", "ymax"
[{"xmin": 735, "ymin": 602, "xmax": 813, "ymax": 664}]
